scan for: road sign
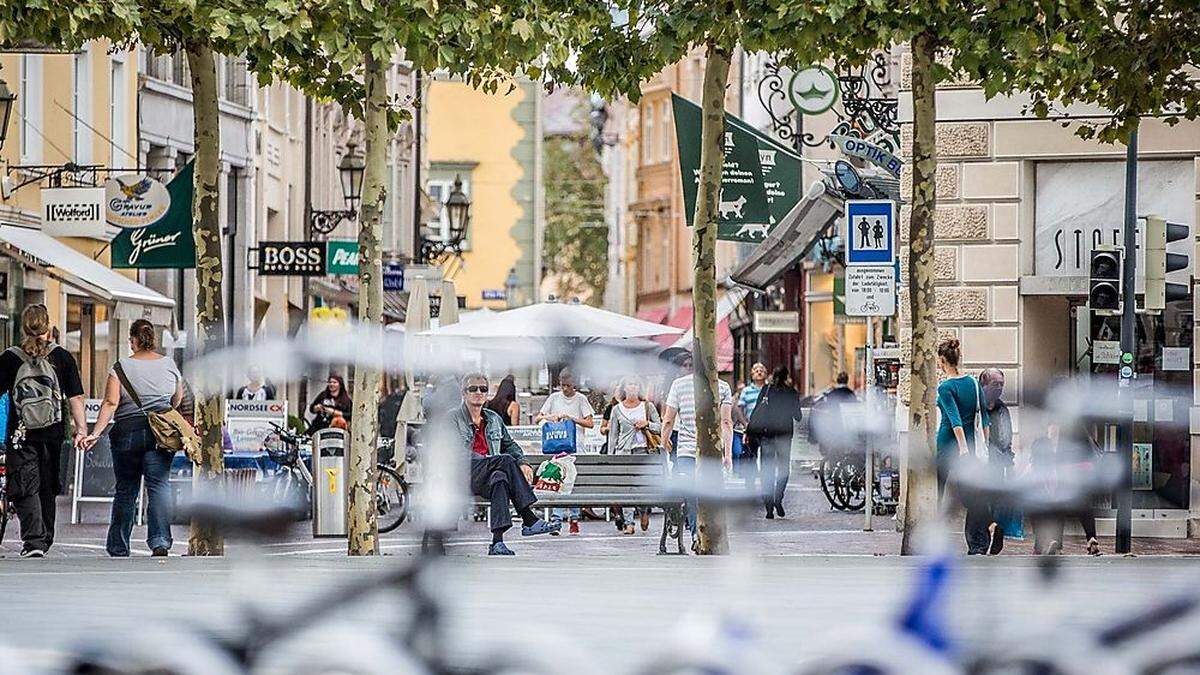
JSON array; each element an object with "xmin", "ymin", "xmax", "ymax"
[
  {"xmin": 845, "ymin": 200, "xmax": 896, "ymax": 265},
  {"xmin": 383, "ymin": 262, "xmax": 405, "ymax": 291},
  {"xmin": 845, "ymin": 265, "xmax": 896, "ymax": 316}
]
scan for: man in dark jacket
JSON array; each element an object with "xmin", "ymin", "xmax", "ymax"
[
  {"xmin": 450, "ymin": 372, "xmax": 559, "ymax": 555},
  {"xmin": 811, "ymin": 372, "xmax": 858, "ymax": 458},
  {"xmin": 978, "ymin": 368, "xmax": 1011, "ymax": 554}
]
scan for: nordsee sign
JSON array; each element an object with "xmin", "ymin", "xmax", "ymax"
[{"xmin": 830, "ymin": 135, "xmax": 903, "ymax": 178}]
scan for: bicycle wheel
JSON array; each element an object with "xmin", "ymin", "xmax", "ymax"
[
  {"xmin": 818, "ymin": 459, "xmax": 843, "ymax": 510},
  {"xmin": 375, "ymin": 464, "xmax": 409, "ymax": 534},
  {"xmin": 835, "ymin": 461, "xmax": 866, "ymax": 512}
]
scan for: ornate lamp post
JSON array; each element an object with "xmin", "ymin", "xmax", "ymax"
[
  {"xmin": 419, "ymin": 174, "xmax": 471, "ymax": 262},
  {"xmin": 0, "ymin": 77, "xmax": 14, "ymax": 151},
  {"xmin": 309, "ymin": 142, "xmax": 366, "ymax": 237}
]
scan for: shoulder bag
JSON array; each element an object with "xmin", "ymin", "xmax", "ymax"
[
  {"xmin": 972, "ymin": 377, "xmax": 989, "ymax": 460},
  {"xmin": 641, "ymin": 401, "xmax": 662, "ymax": 451},
  {"xmin": 114, "ymin": 361, "xmax": 201, "ymax": 463}
]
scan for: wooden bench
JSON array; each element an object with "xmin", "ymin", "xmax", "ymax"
[{"xmin": 472, "ymin": 453, "xmax": 687, "ymax": 554}]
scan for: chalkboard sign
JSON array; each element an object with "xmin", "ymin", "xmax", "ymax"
[{"xmin": 78, "ymin": 434, "xmax": 116, "ymax": 498}]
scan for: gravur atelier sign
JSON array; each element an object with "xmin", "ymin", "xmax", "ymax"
[{"xmin": 105, "ymin": 174, "xmax": 171, "ymax": 229}]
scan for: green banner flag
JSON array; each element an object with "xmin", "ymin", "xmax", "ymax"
[
  {"xmin": 111, "ymin": 161, "xmax": 197, "ymax": 269},
  {"xmin": 672, "ymin": 94, "xmax": 771, "ymax": 242}
]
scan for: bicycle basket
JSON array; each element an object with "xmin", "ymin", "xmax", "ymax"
[{"xmin": 264, "ymin": 436, "xmax": 299, "ymax": 466}]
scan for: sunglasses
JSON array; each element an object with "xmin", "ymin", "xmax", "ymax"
[{"xmin": 464, "ymin": 385, "xmax": 488, "ymax": 394}]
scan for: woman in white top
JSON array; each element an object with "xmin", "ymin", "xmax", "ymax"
[{"xmin": 605, "ymin": 376, "xmax": 662, "ymax": 534}]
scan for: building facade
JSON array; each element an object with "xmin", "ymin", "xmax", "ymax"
[
  {"xmin": 425, "ymin": 75, "xmax": 542, "ymax": 310},
  {"xmin": 0, "ymin": 43, "xmax": 173, "ymax": 397}
]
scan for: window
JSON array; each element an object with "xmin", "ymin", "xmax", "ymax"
[
  {"xmin": 222, "ymin": 56, "xmax": 249, "ymax": 106},
  {"xmin": 19, "ymin": 55, "xmax": 42, "ymax": 163},
  {"xmin": 110, "ymin": 58, "xmax": 128, "ymax": 166},
  {"xmin": 73, "ymin": 50, "xmax": 91, "ymax": 163},
  {"xmin": 426, "ymin": 175, "xmax": 471, "ymax": 242},
  {"xmin": 659, "ymin": 100, "xmax": 671, "ymax": 161},
  {"xmin": 641, "ymin": 103, "xmax": 654, "ymax": 165}
]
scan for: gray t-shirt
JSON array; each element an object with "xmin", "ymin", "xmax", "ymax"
[{"xmin": 112, "ymin": 356, "xmax": 182, "ymax": 421}]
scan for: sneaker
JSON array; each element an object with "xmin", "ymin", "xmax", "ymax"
[
  {"xmin": 488, "ymin": 542, "xmax": 515, "ymax": 556},
  {"xmin": 151, "ymin": 547, "xmax": 169, "ymax": 557},
  {"xmin": 19, "ymin": 548, "xmax": 45, "ymax": 558},
  {"xmin": 521, "ymin": 519, "xmax": 561, "ymax": 536},
  {"xmin": 775, "ymin": 503, "xmax": 785, "ymax": 518},
  {"xmin": 568, "ymin": 519, "xmax": 580, "ymax": 536}
]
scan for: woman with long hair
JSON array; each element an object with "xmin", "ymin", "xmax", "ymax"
[
  {"xmin": 484, "ymin": 374, "xmax": 520, "ymax": 425},
  {"xmin": 308, "ymin": 373, "xmax": 352, "ymax": 433},
  {"xmin": 86, "ymin": 319, "xmax": 183, "ymax": 557},
  {"xmin": 745, "ymin": 367, "xmax": 802, "ymax": 519},
  {"xmin": 935, "ymin": 337, "xmax": 995, "ymax": 555},
  {"xmin": 0, "ymin": 304, "xmax": 88, "ymax": 557},
  {"xmin": 605, "ymin": 375, "xmax": 662, "ymax": 533}
]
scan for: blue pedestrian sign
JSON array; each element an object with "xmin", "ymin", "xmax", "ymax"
[{"xmin": 845, "ymin": 200, "xmax": 896, "ymax": 265}]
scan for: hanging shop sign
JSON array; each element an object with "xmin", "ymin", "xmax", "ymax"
[
  {"xmin": 225, "ymin": 399, "xmax": 289, "ymax": 455},
  {"xmin": 105, "ymin": 173, "xmax": 171, "ymax": 229},
  {"xmin": 383, "ymin": 262, "xmax": 405, "ymax": 291},
  {"xmin": 753, "ymin": 310, "xmax": 800, "ymax": 333},
  {"xmin": 325, "ymin": 240, "xmax": 359, "ymax": 275},
  {"xmin": 41, "ymin": 186, "xmax": 106, "ymax": 238},
  {"xmin": 788, "ymin": 65, "xmax": 840, "ymax": 115},
  {"xmin": 830, "ymin": 134, "xmax": 902, "ymax": 178},
  {"xmin": 111, "ymin": 162, "xmax": 197, "ymax": 269},
  {"xmin": 258, "ymin": 241, "xmax": 326, "ymax": 276},
  {"xmin": 672, "ymin": 94, "xmax": 770, "ymax": 240}
]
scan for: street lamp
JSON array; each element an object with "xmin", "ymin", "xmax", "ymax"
[
  {"xmin": 419, "ymin": 174, "xmax": 472, "ymax": 262},
  {"xmin": 0, "ymin": 77, "xmax": 15, "ymax": 151},
  {"xmin": 309, "ymin": 142, "xmax": 365, "ymax": 237}
]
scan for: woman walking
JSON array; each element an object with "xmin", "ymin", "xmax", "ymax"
[
  {"xmin": 86, "ymin": 320, "xmax": 184, "ymax": 557},
  {"xmin": 484, "ymin": 374, "xmax": 521, "ymax": 426},
  {"xmin": 606, "ymin": 376, "xmax": 662, "ymax": 533},
  {"xmin": 307, "ymin": 374, "xmax": 352, "ymax": 433},
  {"xmin": 934, "ymin": 337, "xmax": 995, "ymax": 555},
  {"xmin": 745, "ymin": 367, "xmax": 802, "ymax": 519}
]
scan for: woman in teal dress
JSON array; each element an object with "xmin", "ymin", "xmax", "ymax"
[{"xmin": 936, "ymin": 338, "xmax": 997, "ymax": 554}]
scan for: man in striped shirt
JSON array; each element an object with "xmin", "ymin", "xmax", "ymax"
[
  {"xmin": 738, "ymin": 362, "xmax": 768, "ymax": 421},
  {"xmin": 661, "ymin": 354, "xmax": 733, "ymax": 540}
]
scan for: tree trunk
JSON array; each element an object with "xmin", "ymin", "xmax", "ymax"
[
  {"xmin": 186, "ymin": 43, "xmax": 226, "ymax": 557},
  {"xmin": 900, "ymin": 32, "xmax": 940, "ymax": 555},
  {"xmin": 692, "ymin": 43, "xmax": 731, "ymax": 556},
  {"xmin": 346, "ymin": 49, "xmax": 387, "ymax": 556}
]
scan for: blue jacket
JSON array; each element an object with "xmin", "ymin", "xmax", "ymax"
[{"xmin": 449, "ymin": 404, "xmax": 524, "ymax": 460}]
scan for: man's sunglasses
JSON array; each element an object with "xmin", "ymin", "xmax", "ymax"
[{"xmin": 464, "ymin": 385, "xmax": 488, "ymax": 394}]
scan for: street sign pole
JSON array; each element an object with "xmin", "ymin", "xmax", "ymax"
[
  {"xmin": 1116, "ymin": 125, "xmax": 1138, "ymax": 555},
  {"xmin": 864, "ymin": 317, "xmax": 875, "ymax": 532}
]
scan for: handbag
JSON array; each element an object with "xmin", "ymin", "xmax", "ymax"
[
  {"xmin": 541, "ymin": 419, "xmax": 578, "ymax": 454},
  {"xmin": 747, "ymin": 386, "xmax": 794, "ymax": 437},
  {"xmin": 641, "ymin": 401, "xmax": 662, "ymax": 451},
  {"xmin": 972, "ymin": 377, "xmax": 989, "ymax": 460},
  {"xmin": 113, "ymin": 362, "xmax": 201, "ymax": 463}
]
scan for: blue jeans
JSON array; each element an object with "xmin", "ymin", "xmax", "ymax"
[
  {"xmin": 673, "ymin": 455, "xmax": 697, "ymax": 532},
  {"xmin": 106, "ymin": 418, "xmax": 176, "ymax": 556}
]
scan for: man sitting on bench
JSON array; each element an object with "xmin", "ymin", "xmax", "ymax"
[{"xmin": 450, "ymin": 372, "xmax": 560, "ymax": 555}]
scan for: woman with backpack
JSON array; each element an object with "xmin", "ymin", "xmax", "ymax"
[
  {"xmin": 85, "ymin": 319, "xmax": 183, "ymax": 557},
  {"xmin": 0, "ymin": 304, "xmax": 88, "ymax": 557},
  {"xmin": 745, "ymin": 367, "xmax": 802, "ymax": 519},
  {"xmin": 605, "ymin": 376, "xmax": 662, "ymax": 534}
]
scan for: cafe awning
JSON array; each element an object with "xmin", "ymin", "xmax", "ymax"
[
  {"xmin": 0, "ymin": 224, "xmax": 174, "ymax": 322},
  {"xmin": 729, "ymin": 181, "xmax": 843, "ymax": 293}
]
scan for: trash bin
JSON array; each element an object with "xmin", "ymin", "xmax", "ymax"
[{"xmin": 312, "ymin": 428, "xmax": 348, "ymax": 537}]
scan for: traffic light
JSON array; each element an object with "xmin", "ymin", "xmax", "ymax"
[
  {"xmin": 1089, "ymin": 246, "xmax": 1123, "ymax": 315},
  {"xmin": 1142, "ymin": 215, "xmax": 1190, "ymax": 311}
]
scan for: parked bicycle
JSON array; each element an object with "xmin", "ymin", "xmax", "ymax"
[
  {"xmin": 817, "ymin": 451, "xmax": 899, "ymax": 514},
  {"xmin": 262, "ymin": 421, "xmax": 411, "ymax": 533}
]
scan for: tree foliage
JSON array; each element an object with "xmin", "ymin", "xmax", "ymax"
[{"xmin": 543, "ymin": 124, "xmax": 609, "ymax": 305}]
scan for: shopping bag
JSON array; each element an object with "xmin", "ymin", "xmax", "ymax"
[
  {"xmin": 541, "ymin": 419, "xmax": 577, "ymax": 454},
  {"xmin": 533, "ymin": 454, "xmax": 577, "ymax": 496},
  {"xmin": 994, "ymin": 506, "xmax": 1025, "ymax": 540}
]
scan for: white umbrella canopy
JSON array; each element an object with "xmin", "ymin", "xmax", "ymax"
[
  {"xmin": 404, "ymin": 278, "xmax": 431, "ymax": 389},
  {"xmin": 422, "ymin": 301, "xmax": 683, "ymax": 340}
]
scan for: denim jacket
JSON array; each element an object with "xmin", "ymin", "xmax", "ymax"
[{"xmin": 449, "ymin": 404, "xmax": 524, "ymax": 460}]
